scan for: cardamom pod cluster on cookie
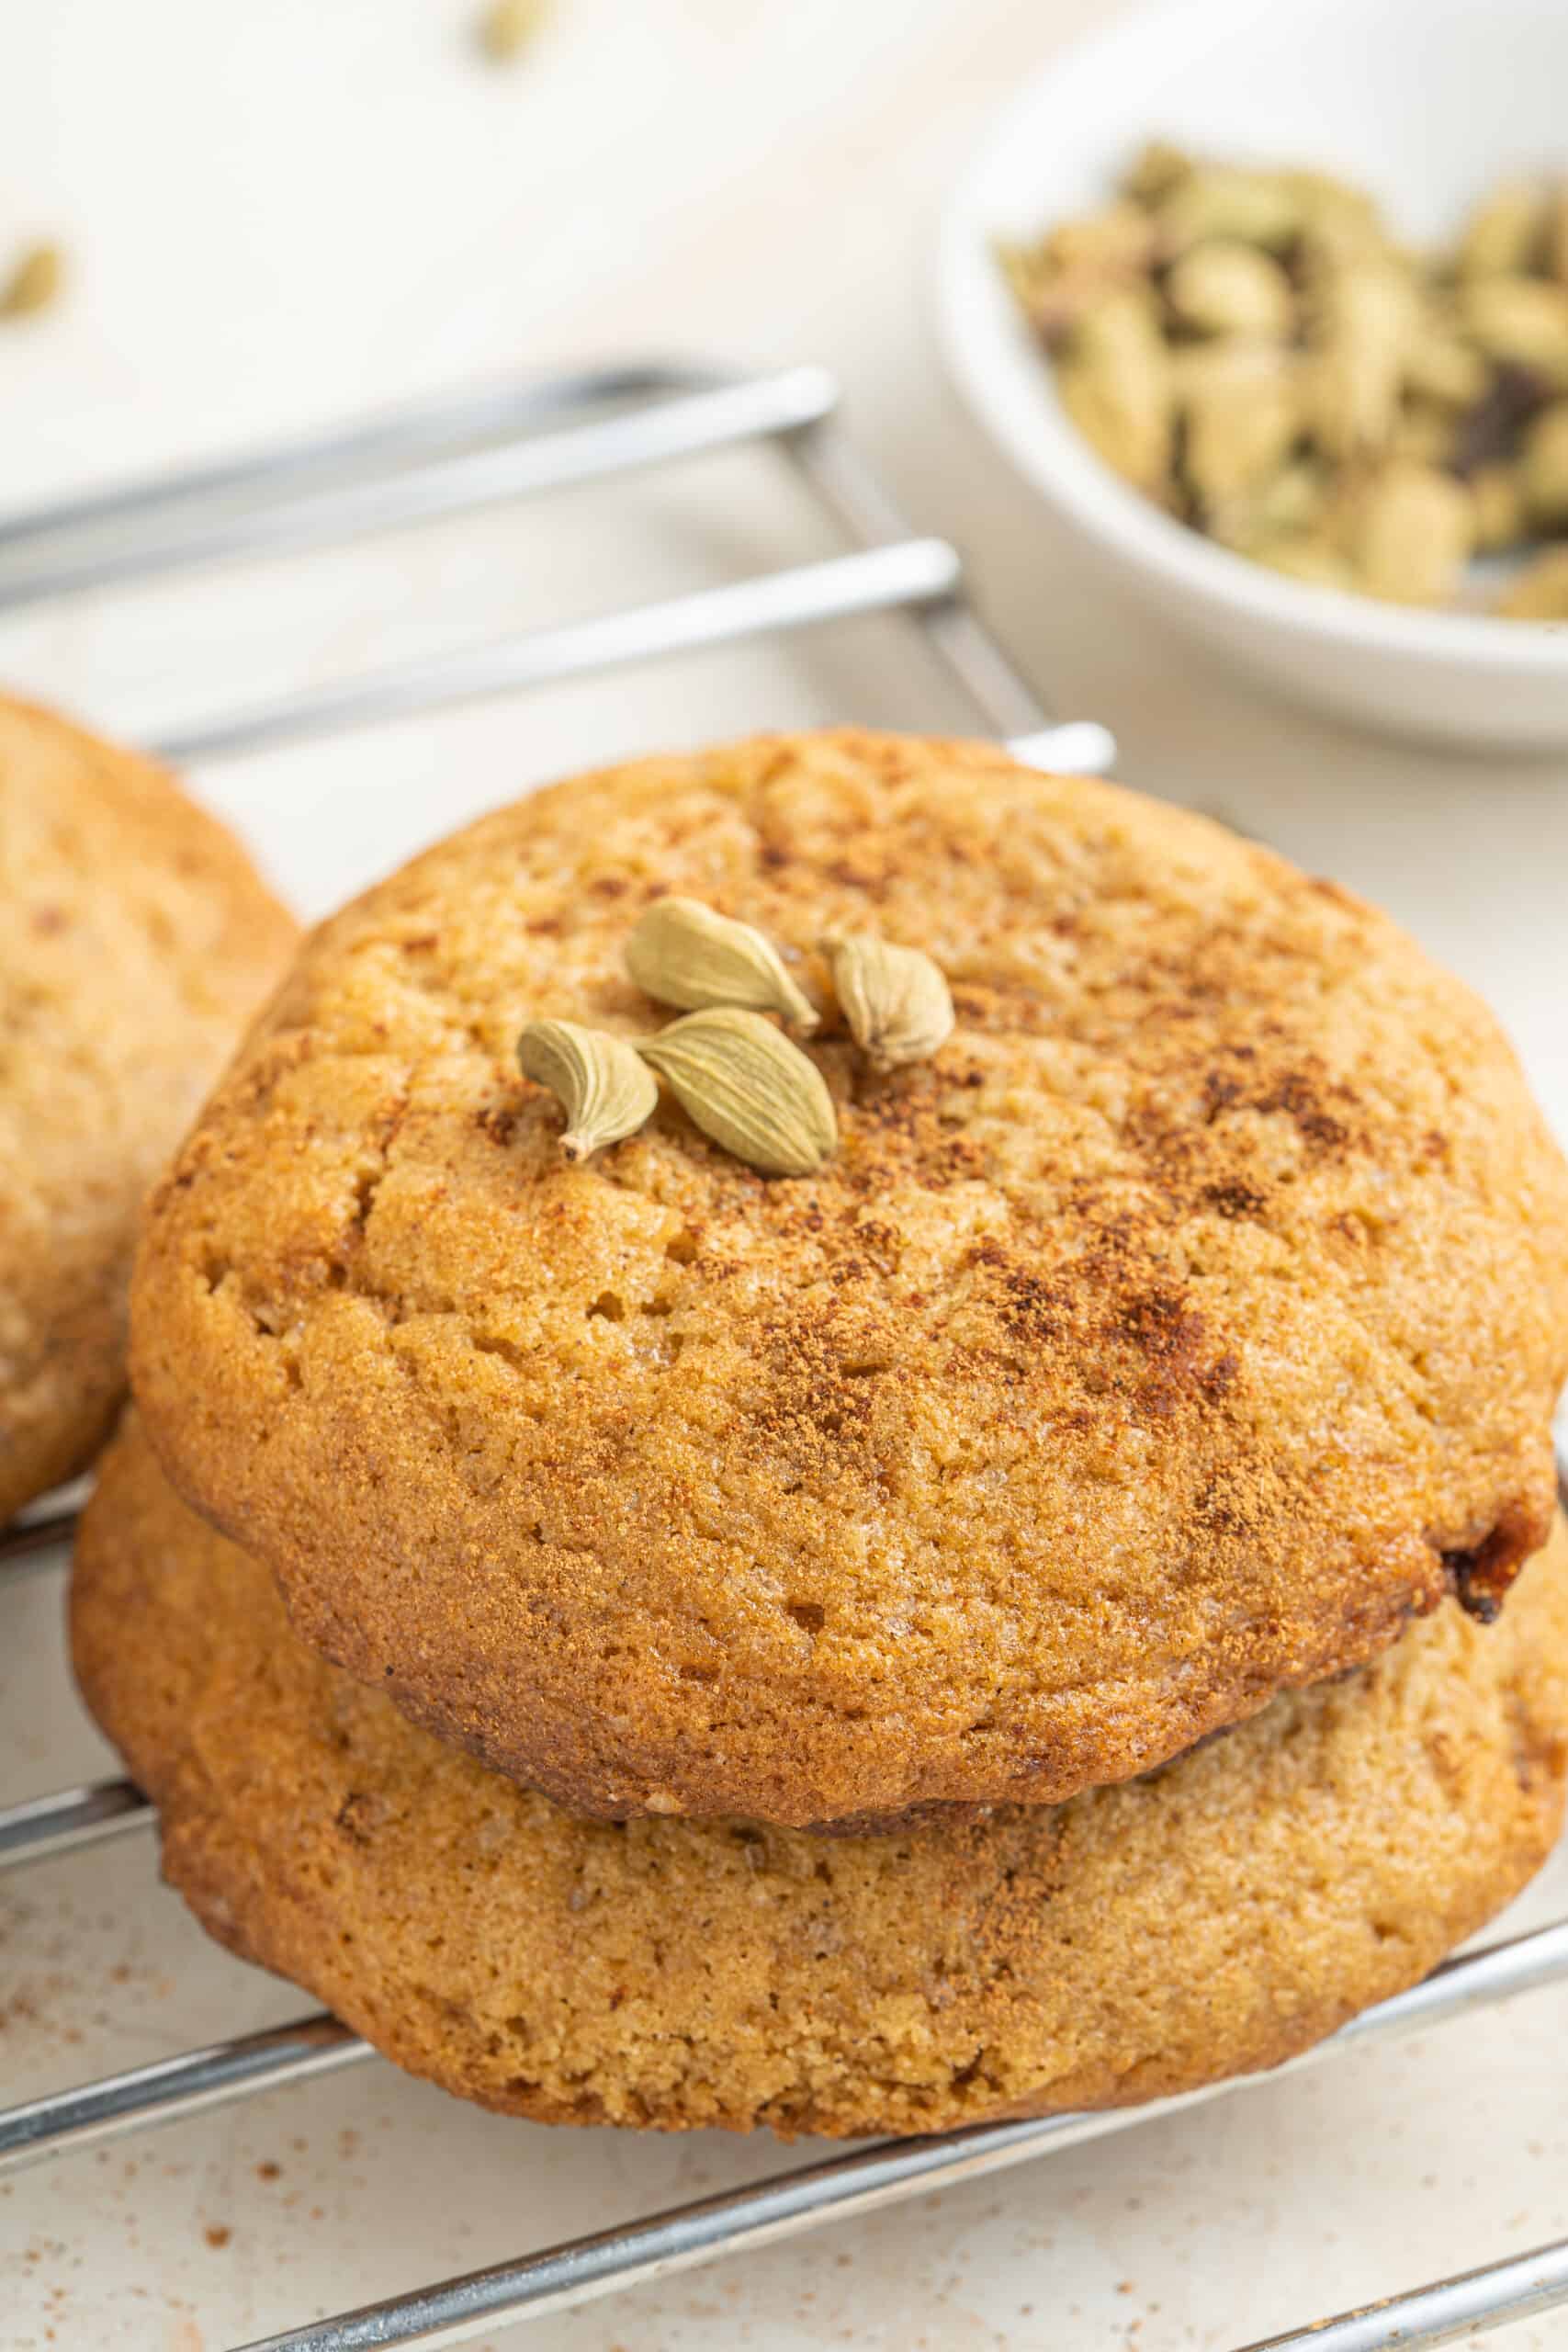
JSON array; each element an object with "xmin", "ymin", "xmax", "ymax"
[
  {"xmin": 0, "ymin": 694, "xmax": 296, "ymax": 1524},
  {"xmin": 124, "ymin": 729, "xmax": 1568, "ymax": 1843}
]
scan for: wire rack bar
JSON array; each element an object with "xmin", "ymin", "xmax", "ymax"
[
  {"xmin": 0, "ymin": 1778, "xmax": 149, "ymax": 1869},
  {"xmin": 783, "ymin": 413, "xmax": 1088, "ymax": 754},
  {"xmin": 0, "ymin": 2017, "xmax": 367, "ymax": 2177},
  {"xmin": 0, "ymin": 362, "xmax": 720, "ymax": 555},
  {"xmin": 0, "ymin": 365, "xmax": 834, "ymax": 608},
  {"xmin": 0, "ymin": 1509, "xmax": 76, "ymax": 1570},
  {"xmin": 147, "ymin": 538, "xmax": 964, "ymax": 767},
  {"xmin": 1234, "ymin": 2233, "xmax": 1568, "ymax": 2352},
  {"xmin": 217, "ymin": 1918, "xmax": 1568, "ymax": 2352}
]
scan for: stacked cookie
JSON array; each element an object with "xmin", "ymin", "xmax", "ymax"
[
  {"xmin": 74, "ymin": 729, "xmax": 1568, "ymax": 2136},
  {"xmin": 0, "ymin": 694, "xmax": 294, "ymax": 1523}
]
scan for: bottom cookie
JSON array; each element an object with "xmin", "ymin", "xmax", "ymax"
[{"xmin": 73, "ymin": 1419, "xmax": 1568, "ymax": 2140}]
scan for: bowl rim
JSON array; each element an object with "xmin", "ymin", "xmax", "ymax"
[{"xmin": 935, "ymin": 0, "xmax": 1568, "ymax": 682}]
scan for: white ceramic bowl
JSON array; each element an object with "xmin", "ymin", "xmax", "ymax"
[{"xmin": 938, "ymin": 0, "xmax": 1568, "ymax": 752}]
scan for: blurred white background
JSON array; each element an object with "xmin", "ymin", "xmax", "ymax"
[{"xmin": 2, "ymin": 3, "xmax": 1566, "ymax": 2346}]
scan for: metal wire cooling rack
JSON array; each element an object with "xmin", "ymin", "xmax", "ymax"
[{"xmin": 2, "ymin": 357, "xmax": 1567, "ymax": 2352}]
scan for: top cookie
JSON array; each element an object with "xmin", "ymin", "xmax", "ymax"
[
  {"xmin": 1, "ymin": 694, "xmax": 295, "ymax": 1523},
  {"xmin": 130, "ymin": 729, "xmax": 1568, "ymax": 1826}
]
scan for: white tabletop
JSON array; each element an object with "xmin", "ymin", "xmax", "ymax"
[{"xmin": 3, "ymin": 3, "xmax": 1566, "ymax": 2346}]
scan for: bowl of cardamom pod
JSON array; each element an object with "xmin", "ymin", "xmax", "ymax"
[{"xmin": 938, "ymin": 0, "xmax": 1568, "ymax": 751}]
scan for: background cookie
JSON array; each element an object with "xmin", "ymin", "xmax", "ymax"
[
  {"xmin": 73, "ymin": 1418, "xmax": 1568, "ymax": 2139},
  {"xmin": 0, "ymin": 695, "xmax": 295, "ymax": 1522},
  {"xmin": 130, "ymin": 729, "xmax": 1568, "ymax": 1826}
]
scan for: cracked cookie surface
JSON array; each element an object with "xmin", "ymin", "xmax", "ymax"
[
  {"xmin": 129, "ymin": 729, "xmax": 1568, "ymax": 1825},
  {"xmin": 0, "ymin": 695, "xmax": 295, "ymax": 1522},
  {"xmin": 73, "ymin": 1418, "xmax": 1568, "ymax": 2136}
]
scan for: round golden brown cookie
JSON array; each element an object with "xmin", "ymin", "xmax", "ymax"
[
  {"xmin": 0, "ymin": 695, "xmax": 295, "ymax": 1523},
  {"xmin": 129, "ymin": 729, "xmax": 1568, "ymax": 1826},
  {"xmin": 73, "ymin": 1419, "xmax": 1568, "ymax": 2137}
]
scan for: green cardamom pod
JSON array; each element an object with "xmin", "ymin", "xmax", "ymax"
[
  {"xmin": 825, "ymin": 933, "xmax": 954, "ymax": 1069},
  {"xmin": 517, "ymin": 1019, "xmax": 658, "ymax": 1161},
  {"xmin": 476, "ymin": 0, "xmax": 549, "ymax": 62},
  {"xmin": 637, "ymin": 1008, "xmax": 836, "ymax": 1177},
  {"xmin": 626, "ymin": 897, "xmax": 817, "ymax": 1030},
  {"xmin": 0, "ymin": 242, "xmax": 64, "ymax": 321}
]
